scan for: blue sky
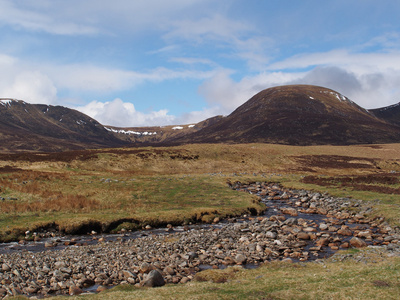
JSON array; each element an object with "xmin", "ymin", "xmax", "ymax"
[{"xmin": 1, "ymin": 0, "xmax": 400, "ymax": 126}]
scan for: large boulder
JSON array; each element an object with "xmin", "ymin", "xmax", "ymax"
[{"xmin": 142, "ymin": 270, "xmax": 165, "ymax": 287}]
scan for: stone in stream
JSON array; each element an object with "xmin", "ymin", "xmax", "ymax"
[
  {"xmin": 358, "ymin": 230, "xmax": 372, "ymax": 239},
  {"xmin": 2, "ymin": 263, "xmax": 11, "ymax": 272},
  {"xmin": 69, "ymin": 285, "xmax": 83, "ymax": 295},
  {"xmin": 25, "ymin": 286, "xmax": 39, "ymax": 294},
  {"xmin": 235, "ymin": 254, "xmax": 247, "ymax": 264},
  {"xmin": 297, "ymin": 232, "xmax": 310, "ymax": 240},
  {"xmin": 349, "ymin": 237, "xmax": 367, "ymax": 248},
  {"xmin": 337, "ymin": 226, "xmax": 352, "ymax": 236},
  {"xmin": 122, "ymin": 270, "xmax": 135, "ymax": 278},
  {"xmin": 44, "ymin": 241, "xmax": 55, "ymax": 248},
  {"xmin": 280, "ymin": 207, "xmax": 298, "ymax": 217},
  {"xmin": 96, "ymin": 285, "xmax": 108, "ymax": 293},
  {"xmin": 142, "ymin": 270, "xmax": 165, "ymax": 287},
  {"xmin": 187, "ymin": 251, "xmax": 198, "ymax": 260},
  {"xmin": 164, "ymin": 266, "xmax": 175, "ymax": 275},
  {"xmin": 316, "ymin": 237, "xmax": 330, "ymax": 247},
  {"xmin": 140, "ymin": 262, "xmax": 152, "ymax": 273}
]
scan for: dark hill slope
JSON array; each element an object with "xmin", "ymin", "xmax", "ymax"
[
  {"xmin": 369, "ymin": 103, "xmax": 400, "ymax": 127},
  {"xmin": 0, "ymin": 99, "xmax": 127, "ymax": 152},
  {"xmin": 173, "ymin": 85, "xmax": 400, "ymax": 145}
]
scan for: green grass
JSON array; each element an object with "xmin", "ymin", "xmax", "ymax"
[{"xmin": 0, "ymin": 173, "xmax": 264, "ymax": 241}]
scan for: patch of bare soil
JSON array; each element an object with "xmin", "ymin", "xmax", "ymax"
[
  {"xmin": 0, "ymin": 150, "xmax": 98, "ymax": 163},
  {"xmin": 0, "ymin": 165, "xmax": 22, "ymax": 173},
  {"xmin": 294, "ymin": 155, "xmax": 378, "ymax": 169},
  {"xmin": 301, "ymin": 173, "xmax": 400, "ymax": 194}
]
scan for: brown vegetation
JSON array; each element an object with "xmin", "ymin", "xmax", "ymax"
[{"xmin": 301, "ymin": 173, "xmax": 400, "ymax": 194}]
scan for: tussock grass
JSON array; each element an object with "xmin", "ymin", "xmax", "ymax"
[{"xmin": 0, "ymin": 172, "xmax": 263, "ymax": 240}]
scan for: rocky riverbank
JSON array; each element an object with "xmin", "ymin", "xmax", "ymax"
[{"xmin": 0, "ymin": 182, "xmax": 399, "ymax": 298}]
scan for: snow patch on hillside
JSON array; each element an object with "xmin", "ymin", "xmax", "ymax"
[
  {"xmin": 0, "ymin": 99, "xmax": 13, "ymax": 106},
  {"xmin": 104, "ymin": 127, "xmax": 157, "ymax": 136},
  {"xmin": 320, "ymin": 91, "xmax": 353, "ymax": 104},
  {"xmin": 172, "ymin": 126, "xmax": 184, "ymax": 130}
]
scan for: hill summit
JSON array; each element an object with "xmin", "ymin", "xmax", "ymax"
[{"xmin": 172, "ymin": 85, "xmax": 400, "ymax": 145}]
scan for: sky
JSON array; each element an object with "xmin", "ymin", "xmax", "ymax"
[{"xmin": 1, "ymin": 0, "xmax": 400, "ymax": 127}]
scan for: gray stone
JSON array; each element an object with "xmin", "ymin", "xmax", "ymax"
[
  {"xmin": 235, "ymin": 254, "xmax": 247, "ymax": 264},
  {"xmin": 2, "ymin": 263, "xmax": 11, "ymax": 272},
  {"xmin": 142, "ymin": 270, "xmax": 165, "ymax": 287}
]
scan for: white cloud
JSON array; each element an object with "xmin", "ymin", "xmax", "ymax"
[
  {"xmin": 0, "ymin": 50, "xmax": 218, "ymax": 101},
  {"xmin": 76, "ymin": 98, "xmax": 225, "ymax": 127},
  {"xmin": 268, "ymin": 49, "xmax": 400, "ymax": 74},
  {"xmin": 0, "ymin": 0, "xmax": 99, "ymax": 35},
  {"xmin": 1, "ymin": 71, "xmax": 57, "ymax": 104},
  {"xmin": 0, "ymin": 0, "xmax": 209, "ymax": 36},
  {"xmin": 75, "ymin": 98, "xmax": 175, "ymax": 127},
  {"xmin": 164, "ymin": 14, "xmax": 250, "ymax": 43},
  {"xmin": 169, "ymin": 57, "xmax": 216, "ymax": 66},
  {"xmin": 164, "ymin": 14, "xmax": 273, "ymax": 70},
  {"xmin": 174, "ymin": 106, "xmax": 223, "ymax": 125},
  {"xmin": 198, "ymin": 69, "xmax": 304, "ymax": 113},
  {"xmin": 293, "ymin": 66, "xmax": 362, "ymax": 97},
  {"xmin": 0, "ymin": 53, "xmax": 16, "ymax": 65},
  {"xmin": 47, "ymin": 65, "xmax": 141, "ymax": 92},
  {"xmin": 45, "ymin": 64, "xmax": 218, "ymax": 93}
]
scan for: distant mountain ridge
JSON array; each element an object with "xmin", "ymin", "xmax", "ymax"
[
  {"xmin": 0, "ymin": 98, "xmax": 127, "ymax": 152},
  {"xmin": 1, "ymin": 84, "xmax": 400, "ymax": 152}
]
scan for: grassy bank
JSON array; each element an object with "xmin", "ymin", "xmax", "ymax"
[{"xmin": 0, "ymin": 173, "xmax": 263, "ymax": 241}]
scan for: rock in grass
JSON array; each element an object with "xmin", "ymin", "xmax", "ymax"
[{"xmin": 142, "ymin": 270, "xmax": 165, "ymax": 287}]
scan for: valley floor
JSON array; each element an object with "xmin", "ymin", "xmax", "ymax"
[{"xmin": 0, "ymin": 143, "xmax": 399, "ymax": 298}]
